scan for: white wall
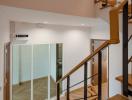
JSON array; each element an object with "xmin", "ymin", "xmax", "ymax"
[
  {"xmin": 109, "ymin": 34, "xmax": 123, "ymax": 96},
  {"xmin": 90, "ymin": 20, "xmax": 110, "ymax": 40}
]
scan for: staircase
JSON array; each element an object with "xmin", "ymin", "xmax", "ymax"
[
  {"xmin": 56, "ymin": 0, "xmax": 131, "ymax": 100},
  {"xmin": 116, "ymin": 34, "xmax": 132, "ymax": 85}
]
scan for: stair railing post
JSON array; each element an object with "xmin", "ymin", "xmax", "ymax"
[
  {"xmin": 131, "ymin": 0, "xmax": 132, "ymax": 17},
  {"xmin": 98, "ymin": 51, "xmax": 102, "ymax": 100},
  {"xmin": 67, "ymin": 76, "xmax": 70, "ymax": 100},
  {"xmin": 57, "ymin": 83, "xmax": 60, "ymax": 100},
  {"xmin": 105, "ymin": 0, "xmax": 108, "ymax": 5},
  {"xmin": 84, "ymin": 62, "xmax": 88, "ymax": 100},
  {"xmin": 131, "ymin": 62, "xmax": 132, "ymax": 76},
  {"xmin": 122, "ymin": 1, "xmax": 128, "ymax": 96}
]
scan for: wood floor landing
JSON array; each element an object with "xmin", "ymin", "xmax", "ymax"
[
  {"xmin": 108, "ymin": 94, "xmax": 128, "ymax": 100},
  {"xmin": 12, "ymin": 77, "xmax": 56, "ymax": 100},
  {"xmin": 116, "ymin": 74, "xmax": 132, "ymax": 87}
]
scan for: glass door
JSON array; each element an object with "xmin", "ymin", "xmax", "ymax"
[
  {"xmin": 33, "ymin": 44, "xmax": 49, "ymax": 100},
  {"xmin": 12, "ymin": 45, "xmax": 32, "ymax": 100},
  {"xmin": 50, "ymin": 44, "xmax": 57, "ymax": 99}
]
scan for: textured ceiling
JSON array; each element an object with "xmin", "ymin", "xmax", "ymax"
[{"xmin": 0, "ymin": 0, "xmax": 96, "ymax": 17}]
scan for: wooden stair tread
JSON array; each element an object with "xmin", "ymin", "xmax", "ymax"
[
  {"xmin": 119, "ymin": 4, "xmax": 132, "ymax": 14},
  {"xmin": 88, "ymin": 96, "xmax": 98, "ymax": 100},
  {"xmin": 60, "ymin": 85, "xmax": 98, "ymax": 100},
  {"xmin": 70, "ymin": 85, "xmax": 97, "ymax": 97},
  {"xmin": 116, "ymin": 74, "xmax": 132, "ymax": 86},
  {"xmin": 108, "ymin": 94, "xmax": 128, "ymax": 100},
  {"xmin": 129, "ymin": 19, "xmax": 132, "ymax": 24}
]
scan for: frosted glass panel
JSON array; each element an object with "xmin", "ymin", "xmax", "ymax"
[
  {"xmin": 33, "ymin": 44, "xmax": 49, "ymax": 100},
  {"xmin": 50, "ymin": 44, "xmax": 57, "ymax": 98},
  {"xmin": 12, "ymin": 45, "xmax": 32, "ymax": 100}
]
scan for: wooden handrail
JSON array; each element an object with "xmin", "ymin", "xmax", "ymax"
[
  {"xmin": 119, "ymin": 4, "xmax": 132, "ymax": 14},
  {"xmin": 56, "ymin": 0, "xmax": 127, "ymax": 84},
  {"xmin": 109, "ymin": 0, "xmax": 127, "ymax": 44},
  {"xmin": 56, "ymin": 40, "xmax": 110, "ymax": 84},
  {"xmin": 128, "ymin": 34, "xmax": 132, "ymax": 42}
]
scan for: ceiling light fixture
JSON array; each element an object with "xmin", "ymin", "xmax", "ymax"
[
  {"xmin": 43, "ymin": 21, "xmax": 48, "ymax": 24},
  {"xmin": 81, "ymin": 24, "xmax": 85, "ymax": 26}
]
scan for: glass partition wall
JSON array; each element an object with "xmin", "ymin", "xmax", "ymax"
[
  {"xmin": 11, "ymin": 44, "xmax": 63, "ymax": 100},
  {"xmin": 12, "ymin": 45, "xmax": 32, "ymax": 100}
]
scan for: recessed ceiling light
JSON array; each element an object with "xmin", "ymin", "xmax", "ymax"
[
  {"xmin": 43, "ymin": 21, "xmax": 48, "ymax": 24},
  {"xmin": 81, "ymin": 24, "xmax": 85, "ymax": 26}
]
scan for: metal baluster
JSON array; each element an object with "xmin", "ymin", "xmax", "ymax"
[
  {"xmin": 131, "ymin": 62, "xmax": 132, "ymax": 76},
  {"xmin": 84, "ymin": 62, "xmax": 88, "ymax": 100},
  {"xmin": 57, "ymin": 83, "xmax": 60, "ymax": 100},
  {"xmin": 102, "ymin": 0, "xmax": 107, "ymax": 7},
  {"xmin": 128, "ymin": 61, "xmax": 132, "ymax": 96},
  {"xmin": 108, "ymin": 46, "xmax": 110, "ymax": 98},
  {"xmin": 131, "ymin": 0, "xmax": 132, "ymax": 18},
  {"xmin": 106, "ymin": 0, "xmax": 108, "ymax": 5},
  {"xmin": 67, "ymin": 76, "xmax": 70, "ymax": 100},
  {"xmin": 98, "ymin": 51, "xmax": 102, "ymax": 100},
  {"xmin": 122, "ymin": 1, "xmax": 128, "ymax": 96}
]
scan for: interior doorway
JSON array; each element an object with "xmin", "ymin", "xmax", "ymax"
[
  {"xmin": 91, "ymin": 39, "xmax": 109, "ymax": 99},
  {"xmin": 91, "ymin": 39, "xmax": 109, "ymax": 85},
  {"xmin": 56, "ymin": 44, "xmax": 63, "ymax": 81}
]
